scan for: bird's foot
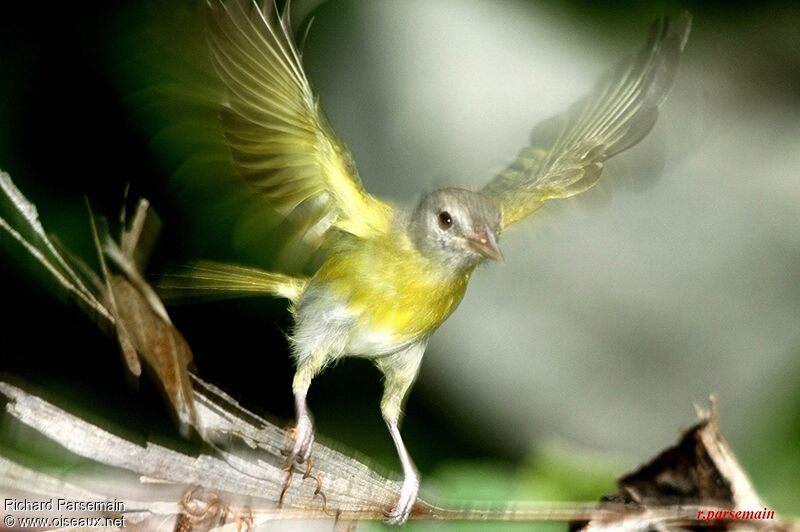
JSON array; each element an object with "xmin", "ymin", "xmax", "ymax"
[
  {"xmin": 384, "ymin": 471, "xmax": 419, "ymax": 525},
  {"xmin": 287, "ymin": 413, "xmax": 315, "ymax": 465},
  {"xmin": 279, "ymin": 415, "xmax": 315, "ymax": 506}
]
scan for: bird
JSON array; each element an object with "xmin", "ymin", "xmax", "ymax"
[{"xmin": 167, "ymin": 0, "xmax": 691, "ymax": 525}]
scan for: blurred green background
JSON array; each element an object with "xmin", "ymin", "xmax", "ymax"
[{"xmin": 1, "ymin": 0, "xmax": 798, "ymax": 529}]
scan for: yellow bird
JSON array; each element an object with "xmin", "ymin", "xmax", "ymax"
[{"xmin": 169, "ymin": 0, "xmax": 690, "ymax": 524}]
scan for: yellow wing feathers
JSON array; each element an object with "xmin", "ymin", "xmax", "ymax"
[
  {"xmin": 206, "ymin": 0, "xmax": 391, "ymax": 244},
  {"xmin": 483, "ymin": 13, "xmax": 691, "ymax": 230}
]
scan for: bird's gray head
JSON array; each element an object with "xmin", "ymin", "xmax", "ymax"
[{"xmin": 409, "ymin": 187, "xmax": 503, "ymax": 270}]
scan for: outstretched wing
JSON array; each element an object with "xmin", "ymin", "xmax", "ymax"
[
  {"xmin": 483, "ymin": 13, "xmax": 691, "ymax": 230},
  {"xmin": 206, "ymin": 0, "xmax": 392, "ymax": 244}
]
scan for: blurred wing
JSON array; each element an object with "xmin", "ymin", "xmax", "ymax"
[
  {"xmin": 483, "ymin": 13, "xmax": 691, "ymax": 230},
  {"xmin": 206, "ymin": 0, "xmax": 392, "ymax": 244}
]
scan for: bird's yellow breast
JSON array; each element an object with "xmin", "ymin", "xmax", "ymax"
[{"xmin": 310, "ymin": 230, "xmax": 472, "ymax": 345}]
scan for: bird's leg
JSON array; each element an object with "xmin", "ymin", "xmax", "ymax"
[
  {"xmin": 383, "ymin": 415, "xmax": 419, "ymax": 525},
  {"xmin": 376, "ymin": 343, "xmax": 425, "ymax": 525},
  {"xmin": 288, "ymin": 362, "xmax": 317, "ymax": 464},
  {"xmin": 280, "ymin": 351, "xmax": 332, "ymax": 505}
]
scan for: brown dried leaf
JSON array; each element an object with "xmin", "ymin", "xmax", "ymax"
[
  {"xmin": 109, "ymin": 274, "xmax": 196, "ymax": 430},
  {"xmin": 87, "ymin": 198, "xmax": 198, "ymax": 432}
]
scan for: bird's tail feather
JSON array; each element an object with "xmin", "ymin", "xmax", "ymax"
[{"xmin": 157, "ymin": 260, "xmax": 308, "ymax": 304}]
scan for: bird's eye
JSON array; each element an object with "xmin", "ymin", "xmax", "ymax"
[{"xmin": 438, "ymin": 211, "xmax": 453, "ymax": 230}]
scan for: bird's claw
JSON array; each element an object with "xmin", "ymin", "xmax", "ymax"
[
  {"xmin": 287, "ymin": 414, "xmax": 314, "ymax": 464},
  {"xmin": 384, "ymin": 473, "xmax": 419, "ymax": 525}
]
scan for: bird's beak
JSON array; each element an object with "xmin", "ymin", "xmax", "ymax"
[{"xmin": 467, "ymin": 229, "xmax": 503, "ymax": 261}]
